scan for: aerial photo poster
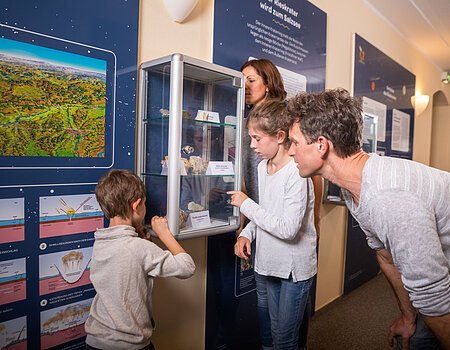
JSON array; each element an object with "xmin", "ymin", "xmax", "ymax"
[{"xmin": 0, "ymin": 1, "xmax": 139, "ymax": 349}]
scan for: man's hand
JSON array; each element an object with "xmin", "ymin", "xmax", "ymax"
[
  {"xmin": 388, "ymin": 313, "xmax": 417, "ymax": 349},
  {"xmin": 227, "ymin": 191, "xmax": 249, "ymax": 207},
  {"xmin": 376, "ymin": 249, "xmax": 418, "ymax": 350},
  {"xmin": 234, "ymin": 236, "xmax": 251, "ymax": 260}
]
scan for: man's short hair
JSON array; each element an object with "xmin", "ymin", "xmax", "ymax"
[
  {"xmin": 95, "ymin": 169, "xmax": 146, "ymax": 220},
  {"xmin": 286, "ymin": 88, "xmax": 363, "ymax": 158}
]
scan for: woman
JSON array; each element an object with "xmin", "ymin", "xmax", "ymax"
[{"xmin": 240, "ymin": 59, "xmax": 287, "ymax": 203}]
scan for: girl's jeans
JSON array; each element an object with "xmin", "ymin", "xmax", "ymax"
[{"xmin": 255, "ymin": 272, "xmax": 314, "ymax": 350}]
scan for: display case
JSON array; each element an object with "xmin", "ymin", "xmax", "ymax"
[{"xmin": 136, "ymin": 54, "xmax": 245, "ymax": 239}]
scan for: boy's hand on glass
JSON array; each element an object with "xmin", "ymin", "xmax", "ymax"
[
  {"xmin": 234, "ymin": 236, "xmax": 251, "ymax": 260},
  {"xmin": 151, "ymin": 216, "xmax": 186, "ymax": 255},
  {"xmin": 227, "ymin": 191, "xmax": 248, "ymax": 207},
  {"xmin": 151, "ymin": 216, "xmax": 171, "ymax": 238}
]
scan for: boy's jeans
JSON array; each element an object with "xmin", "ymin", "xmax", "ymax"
[{"xmin": 255, "ymin": 272, "xmax": 314, "ymax": 350}]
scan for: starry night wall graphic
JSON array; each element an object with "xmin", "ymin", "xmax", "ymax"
[
  {"xmin": 0, "ymin": 1, "xmax": 139, "ymax": 348},
  {"xmin": 0, "ymin": 0, "xmax": 139, "ymax": 183}
]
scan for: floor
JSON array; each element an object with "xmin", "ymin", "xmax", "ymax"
[{"xmin": 307, "ymin": 273, "xmax": 400, "ymax": 349}]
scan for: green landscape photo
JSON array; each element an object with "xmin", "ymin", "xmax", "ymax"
[{"xmin": 0, "ymin": 37, "xmax": 107, "ymax": 158}]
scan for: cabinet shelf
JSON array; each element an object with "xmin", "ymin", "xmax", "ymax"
[
  {"xmin": 143, "ymin": 115, "xmax": 237, "ymax": 128},
  {"xmin": 141, "ymin": 172, "xmax": 236, "ymax": 178},
  {"xmin": 177, "ymin": 218, "xmax": 238, "ymax": 239}
]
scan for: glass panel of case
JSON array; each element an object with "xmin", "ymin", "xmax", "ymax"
[{"xmin": 138, "ymin": 55, "xmax": 244, "ymax": 239}]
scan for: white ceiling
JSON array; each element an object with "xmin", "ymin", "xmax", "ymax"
[{"xmin": 364, "ymin": 0, "xmax": 450, "ymax": 72}]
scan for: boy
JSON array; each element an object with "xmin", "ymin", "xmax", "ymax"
[{"xmin": 85, "ymin": 169, "xmax": 195, "ymax": 350}]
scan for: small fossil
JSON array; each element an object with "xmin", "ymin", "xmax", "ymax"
[{"xmin": 181, "ymin": 145, "xmax": 194, "ymax": 155}]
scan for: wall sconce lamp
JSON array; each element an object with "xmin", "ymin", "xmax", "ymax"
[
  {"xmin": 163, "ymin": 0, "xmax": 199, "ymax": 23},
  {"xmin": 411, "ymin": 94, "xmax": 430, "ymax": 116}
]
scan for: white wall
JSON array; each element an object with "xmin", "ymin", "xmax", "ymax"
[
  {"xmin": 138, "ymin": 1, "xmax": 212, "ymax": 349},
  {"xmin": 430, "ymin": 85, "xmax": 450, "ymax": 172}
]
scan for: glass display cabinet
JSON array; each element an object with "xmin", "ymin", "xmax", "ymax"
[{"xmin": 137, "ymin": 54, "xmax": 245, "ymax": 239}]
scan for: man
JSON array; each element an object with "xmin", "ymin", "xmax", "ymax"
[{"xmin": 284, "ymin": 88, "xmax": 450, "ymax": 349}]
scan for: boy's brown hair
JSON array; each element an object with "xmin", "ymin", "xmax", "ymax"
[
  {"xmin": 95, "ymin": 169, "xmax": 146, "ymax": 219},
  {"xmin": 247, "ymin": 99, "xmax": 290, "ymax": 148}
]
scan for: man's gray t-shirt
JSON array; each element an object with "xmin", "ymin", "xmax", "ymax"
[{"xmin": 343, "ymin": 154, "xmax": 450, "ymax": 316}]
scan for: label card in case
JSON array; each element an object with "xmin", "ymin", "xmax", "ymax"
[
  {"xmin": 206, "ymin": 161, "xmax": 234, "ymax": 176},
  {"xmin": 188, "ymin": 210, "xmax": 211, "ymax": 228},
  {"xmin": 195, "ymin": 110, "xmax": 220, "ymax": 123}
]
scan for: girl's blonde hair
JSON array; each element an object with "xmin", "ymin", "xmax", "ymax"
[{"xmin": 247, "ymin": 99, "xmax": 290, "ymax": 148}]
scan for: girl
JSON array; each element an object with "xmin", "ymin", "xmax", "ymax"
[
  {"xmin": 228, "ymin": 99, "xmax": 317, "ymax": 350},
  {"xmin": 240, "ymin": 58, "xmax": 319, "ymax": 350}
]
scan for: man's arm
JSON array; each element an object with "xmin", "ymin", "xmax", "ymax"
[
  {"xmin": 370, "ymin": 190, "xmax": 450, "ymax": 348},
  {"xmin": 377, "ymin": 249, "xmax": 450, "ymax": 349},
  {"xmin": 376, "ymin": 249, "xmax": 417, "ymax": 348}
]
